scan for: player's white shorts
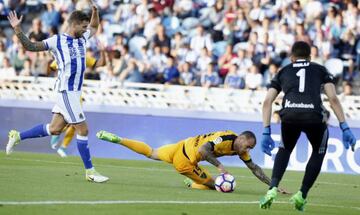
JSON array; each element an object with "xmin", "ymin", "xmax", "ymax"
[{"xmin": 52, "ymin": 91, "xmax": 86, "ymax": 124}]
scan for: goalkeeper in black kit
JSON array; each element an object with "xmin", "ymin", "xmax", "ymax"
[{"xmin": 259, "ymin": 41, "xmax": 357, "ymax": 211}]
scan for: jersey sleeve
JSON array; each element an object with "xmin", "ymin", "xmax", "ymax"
[
  {"xmin": 322, "ymin": 66, "xmax": 336, "ymax": 84},
  {"xmin": 239, "ymin": 151, "xmax": 251, "ymax": 163},
  {"xmin": 82, "ymin": 29, "xmax": 91, "ymax": 42},
  {"xmin": 42, "ymin": 35, "xmax": 58, "ymax": 51},
  {"xmin": 269, "ymin": 69, "xmax": 282, "ymax": 92},
  {"xmin": 86, "ymin": 56, "xmax": 97, "ymax": 69}
]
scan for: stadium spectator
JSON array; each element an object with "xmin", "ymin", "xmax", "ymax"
[
  {"xmin": 40, "ymin": 2, "xmax": 61, "ymax": 31},
  {"xmin": 32, "ymin": 51, "xmax": 51, "ymax": 77},
  {"xmin": 0, "ymin": 40, "xmax": 5, "ymax": 67},
  {"xmin": 196, "ymin": 48, "xmax": 212, "ymax": 74},
  {"xmin": 162, "ymin": 55, "xmax": 179, "ymax": 84},
  {"xmin": 245, "ymin": 65, "xmax": 263, "ymax": 90},
  {"xmin": 152, "ymin": 24, "xmax": 171, "ymax": 55},
  {"xmin": 0, "ymin": 0, "xmax": 358, "ymax": 92},
  {"xmin": 178, "ymin": 61, "xmax": 196, "ymax": 86},
  {"xmin": 0, "ymin": 56, "xmax": 16, "ymax": 78},
  {"xmin": 200, "ymin": 63, "xmax": 220, "ymax": 88},
  {"xmin": 310, "ymin": 45, "xmax": 323, "ymax": 65},
  {"xmin": 190, "ymin": 25, "xmax": 213, "ymax": 55},
  {"xmin": 224, "ymin": 64, "xmax": 244, "ymax": 89},
  {"xmin": 218, "ymin": 44, "xmax": 236, "ymax": 77},
  {"xmin": 19, "ymin": 58, "xmax": 31, "ymax": 76},
  {"xmin": 28, "ymin": 18, "xmax": 48, "ymax": 42},
  {"xmin": 12, "ymin": 45, "xmax": 28, "ymax": 73},
  {"xmin": 0, "ymin": 0, "xmax": 8, "ymax": 20}
]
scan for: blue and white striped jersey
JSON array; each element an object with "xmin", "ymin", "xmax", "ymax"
[{"xmin": 43, "ymin": 30, "xmax": 90, "ymax": 92}]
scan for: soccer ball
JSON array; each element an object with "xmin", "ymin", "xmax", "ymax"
[{"xmin": 214, "ymin": 173, "xmax": 236, "ymax": 193}]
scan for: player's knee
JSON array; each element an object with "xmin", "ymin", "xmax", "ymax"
[{"xmin": 49, "ymin": 125, "xmax": 63, "ymax": 135}]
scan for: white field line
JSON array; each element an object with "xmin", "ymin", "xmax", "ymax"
[
  {"xmin": 0, "ymin": 200, "xmax": 359, "ymax": 211},
  {"xmin": 2, "ymin": 157, "xmax": 359, "ymax": 187}
]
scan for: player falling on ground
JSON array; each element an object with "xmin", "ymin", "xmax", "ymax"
[
  {"xmin": 259, "ymin": 41, "xmax": 357, "ymax": 211},
  {"xmin": 97, "ymin": 130, "xmax": 289, "ymax": 192},
  {"xmin": 48, "ymin": 49, "xmax": 106, "ymax": 157},
  {"xmin": 6, "ymin": 0, "xmax": 109, "ymax": 183}
]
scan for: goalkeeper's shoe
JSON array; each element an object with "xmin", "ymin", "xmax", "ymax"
[
  {"xmin": 184, "ymin": 178, "xmax": 193, "ymax": 188},
  {"xmin": 86, "ymin": 168, "xmax": 109, "ymax": 183},
  {"xmin": 290, "ymin": 191, "xmax": 307, "ymax": 211},
  {"xmin": 96, "ymin": 130, "xmax": 121, "ymax": 143},
  {"xmin": 259, "ymin": 187, "xmax": 277, "ymax": 209},
  {"xmin": 6, "ymin": 130, "xmax": 21, "ymax": 155}
]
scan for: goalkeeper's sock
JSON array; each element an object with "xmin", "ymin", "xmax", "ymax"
[
  {"xmin": 20, "ymin": 124, "xmax": 50, "ymax": 140},
  {"xmin": 62, "ymin": 126, "xmax": 75, "ymax": 148},
  {"xmin": 300, "ymin": 150, "xmax": 326, "ymax": 199},
  {"xmin": 184, "ymin": 178, "xmax": 210, "ymax": 190},
  {"xmin": 77, "ymin": 135, "xmax": 93, "ymax": 169},
  {"xmin": 270, "ymin": 148, "xmax": 291, "ymax": 189},
  {"xmin": 97, "ymin": 131, "xmax": 152, "ymax": 157},
  {"xmin": 121, "ymin": 138, "xmax": 152, "ymax": 157}
]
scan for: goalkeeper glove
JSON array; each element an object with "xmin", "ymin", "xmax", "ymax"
[
  {"xmin": 261, "ymin": 126, "xmax": 275, "ymax": 156},
  {"xmin": 340, "ymin": 122, "xmax": 356, "ymax": 151}
]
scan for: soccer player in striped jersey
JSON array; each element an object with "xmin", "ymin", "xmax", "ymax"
[
  {"xmin": 6, "ymin": 0, "xmax": 109, "ymax": 183},
  {"xmin": 48, "ymin": 50, "xmax": 106, "ymax": 158}
]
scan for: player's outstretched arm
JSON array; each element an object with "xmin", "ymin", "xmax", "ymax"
[
  {"xmin": 245, "ymin": 160, "xmax": 290, "ymax": 194},
  {"xmin": 87, "ymin": 0, "xmax": 99, "ymax": 38},
  {"xmin": 324, "ymin": 83, "xmax": 357, "ymax": 151},
  {"xmin": 261, "ymin": 88, "xmax": 279, "ymax": 156},
  {"xmin": 198, "ymin": 142, "xmax": 227, "ymax": 173},
  {"xmin": 7, "ymin": 11, "xmax": 47, "ymax": 52}
]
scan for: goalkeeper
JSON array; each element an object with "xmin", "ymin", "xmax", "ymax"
[
  {"xmin": 259, "ymin": 41, "xmax": 357, "ymax": 211},
  {"xmin": 97, "ymin": 129, "xmax": 289, "ymax": 193}
]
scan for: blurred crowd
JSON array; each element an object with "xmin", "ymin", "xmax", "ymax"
[{"xmin": 0, "ymin": 0, "xmax": 359, "ymax": 95}]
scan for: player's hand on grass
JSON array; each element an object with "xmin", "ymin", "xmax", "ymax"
[
  {"xmin": 261, "ymin": 126, "xmax": 275, "ymax": 156},
  {"xmin": 7, "ymin": 11, "xmax": 23, "ymax": 29},
  {"xmin": 277, "ymin": 187, "xmax": 291, "ymax": 195},
  {"xmin": 340, "ymin": 122, "xmax": 357, "ymax": 152}
]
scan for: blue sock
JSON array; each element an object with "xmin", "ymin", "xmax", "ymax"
[
  {"xmin": 20, "ymin": 124, "xmax": 50, "ymax": 140},
  {"xmin": 77, "ymin": 135, "xmax": 93, "ymax": 169}
]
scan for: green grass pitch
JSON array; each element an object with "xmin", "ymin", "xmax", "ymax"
[{"xmin": 0, "ymin": 152, "xmax": 359, "ymax": 215}]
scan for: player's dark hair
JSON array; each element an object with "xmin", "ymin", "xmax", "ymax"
[
  {"xmin": 240, "ymin": 131, "xmax": 256, "ymax": 144},
  {"xmin": 291, "ymin": 41, "xmax": 311, "ymax": 58},
  {"xmin": 68, "ymin": 10, "xmax": 90, "ymax": 24}
]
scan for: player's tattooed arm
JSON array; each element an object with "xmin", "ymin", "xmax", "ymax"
[
  {"xmin": 7, "ymin": 11, "xmax": 46, "ymax": 52},
  {"xmin": 245, "ymin": 160, "xmax": 271, "ymax": 185},
  {"xmin": 199, "ymin": 142, "xmax": 221, "ymax": 167},
  {"xmin": 15, "ymin": 30, "xmax": 47, "ymax": 52}
]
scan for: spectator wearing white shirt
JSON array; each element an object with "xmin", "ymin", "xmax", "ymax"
[
  {"xmin": 143, "ymin": 9, "xmax": 161, "ymax": 40},
  {"xmin": 190, "ymin": 25, "xmax": 213, "ymax": 55},
  {"xmin": 179, "ymin": 62, "xmax": 196, "ymax": 86},
  {"xmin": 196, "ymin": 48, "xmax": 212, "ymax": 74},
  {"xmin": 245, "ymin": 65, "xmax": 263, "ymax": 90},
  {"xmin": 0, "ymin": 57, "xmax": 16, "ymax": 78}
]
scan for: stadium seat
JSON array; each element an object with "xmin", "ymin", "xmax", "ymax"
[
  {"xmin": 180, "ymin": 17, "xmax": 200, "ymax": 35},
  {"xmin": 162, "ymin": 16, "xmax": 180, "ymax": 37}
]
